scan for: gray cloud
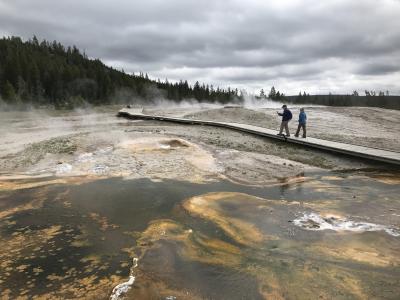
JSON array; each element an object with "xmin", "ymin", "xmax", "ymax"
[
  {"xmin": 1, "ymin": 0, "xmax": 400, "ymax": 94},
  {"xmin": 356, "ymin": 60, "xmax": 400, "ymax": 76}
]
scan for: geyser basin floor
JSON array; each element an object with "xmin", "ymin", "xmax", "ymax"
[
  {"xmin": 1, "ymin": 106, "xmax": 400, "ymax": 299},
  {"xmin": 0, "ymin": 171, "xmax": 399, "ymax": 299}
]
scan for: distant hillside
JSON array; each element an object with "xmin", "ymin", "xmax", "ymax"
[{"xmin": 0, "ymin": 36, "xmax": 240, "ymax": 108}]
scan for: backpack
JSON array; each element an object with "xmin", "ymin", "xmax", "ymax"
[{"xmin": 287, "ymin": 110, "xmax": 292, "ymax": 120}]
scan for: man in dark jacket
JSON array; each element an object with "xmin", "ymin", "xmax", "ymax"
[{"xmin": 277, "ymin": 105, "xmax": 292, "ymax": 137}]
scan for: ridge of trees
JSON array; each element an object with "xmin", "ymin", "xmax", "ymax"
[
  {"xmin": 0, "ymin": 36, "xmax": 241, "ymax": 108},
  {"xmin": 257, "ymin": 86, "xmax": 285, "ymax": 100},
  {"xmin": 255, "ymin": 86, "xmax": 398, "ymax": 109},
  {"xmin": 285, "ymin": 91, "xmax": 399, "ymax": 109}
]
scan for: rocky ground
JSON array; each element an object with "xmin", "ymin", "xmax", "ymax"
[{"xmin": 0, "ymin": 104, "xmax": 397, "ymax": 186}]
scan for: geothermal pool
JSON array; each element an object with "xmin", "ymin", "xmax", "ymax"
[{"xmin": 0, "ymin": 171, "xmax": 399, "ymax": 299}]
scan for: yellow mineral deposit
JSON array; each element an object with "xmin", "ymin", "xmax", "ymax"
[
  {"xmin": 137, "ymin": 219, "xmax": 242, "ymax": 267},
  {"xmin": 133, "ymin": 197, "xmax": 378, "ymax": 299},
  {"xmin": 0, "ymin": 190, "xmax": 46, "ymax": 219},
  {"xmin": 296, "ymin": 179, "xmax": 343, "ymax": 192},
  {"xmin": 320, "ymin": 175, "xmax": 346, "ymax": 181},
  {"xmin": 302, "ymin": 200, "xmax": 343, "ymax": 213},
  {"xmin": 0, "ymin": 225, "xmax": 63, "ymax": 298},
  {"xmin": 236, "ymin": 243, "xmax": 374, "ymax": 300},
  {"xmin": 0, "ymin": 177, "xmax": 67, "ymax": 191},
  {"xmin": 183, "ymin": 192, "xmax": 269, "ymax": 246},
  {"xmin": 0, "ymin": 176, "xmax": 106, "ymax": 220},
  {"xmin": 0, "ymin": 185, "xmax": 69, "ymax": 220},
  {"xmin": 0, "ymin": 221, "xmax": 123, "ymax": 299},
  {"xmin": 124, "ymin": 219, "xmax": 244, "ymax": 299},
  {"xmin": 71, "ymin": 225, "xmax": 92, "ymax": 248},
  {"xmin": 138, "ymin": 219, "xmax": 190, "ymax": 245},
  {"xmin": 119, "ymin": 136, "xmax": 219, "ymax": 183},
  {"xmin": 118, "ymin": 137, "xmax": 191, "ymax": 152},
  {"xmin": 37, "ymin": 274, "xmax": 123, "ymax": 299},
  {"xmin": 370, "ymin": 174, "xmax": 400, "ymax": 185},
  {"xmin": 309, "ymin": 236, "xmax": 400, "ymax": 267},
  {"xmin": 0, "ymin": 175, "xmax": 101, "ymax": 192},
  {"xmin": 88, "ymin": 212, "xmax": 119, "ymax": 231}
]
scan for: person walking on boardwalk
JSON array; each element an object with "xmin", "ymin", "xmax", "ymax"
[
  {"xmin": 277, "ymin": 105, "xmax": 292, "ymax": 137},
  {"xmin": 295, "ymin": 108, "xmax": 307, "ymax": 138}
]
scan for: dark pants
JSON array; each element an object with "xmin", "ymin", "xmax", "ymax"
[{"xmin": 295, "ymin": 123, "xmax": 306, "ymax": 138}]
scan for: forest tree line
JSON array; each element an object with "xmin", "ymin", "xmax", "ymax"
[
  {"xmin": 0, "ymin": 36, "xmax": 241, "ymax": 108},
  {"xmin": 284, "ymin": 92, "xmax": 400, "ymax": 109},
  {"xmin": 258, "ymin": 87, "xmax": 400, "ymax": 109}
]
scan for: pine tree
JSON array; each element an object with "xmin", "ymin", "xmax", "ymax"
[
  {"xmin": 2, "ymin": 80, "xmax": 17, "ymax": 101},
  {"xmin": 268, "ymin": 86, "xmax": 276, "ymax": 99}
]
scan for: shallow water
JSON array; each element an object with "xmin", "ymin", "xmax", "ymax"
[{"xmin": 0, "ymin": 170, "xmax": 399, "ymax": 299}]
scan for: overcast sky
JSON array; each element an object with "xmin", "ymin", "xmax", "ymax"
[{"xmin": 1, "ymin": 0, "xmax": 399, "ymax": 95}]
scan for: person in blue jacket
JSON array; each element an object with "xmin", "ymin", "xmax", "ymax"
[
  {"xmin": 277, "ymin": 104, "xmax": 292, "ymax": 137},
  {"xmin": 295, "ymin": 107, "xmax": 307, "ymax": 138}
]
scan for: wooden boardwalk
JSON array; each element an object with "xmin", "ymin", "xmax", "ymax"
[{"xmin": 118, "ymin": 108, "xmax": 400, "ymax": 166}]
